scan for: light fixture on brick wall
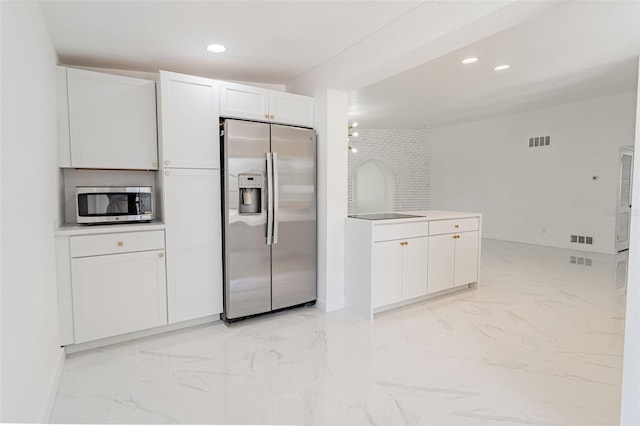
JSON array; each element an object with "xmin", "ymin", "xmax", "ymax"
[{"xmin": 348, "ymin": 122, "xmax": 358, "ymax": 153}]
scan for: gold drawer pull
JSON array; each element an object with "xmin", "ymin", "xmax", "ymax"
[
  {"xmin": 400, "ymin": 241, "xmax": 409, "ymax": 246},
  {"xmin": 265, "ymin": 114, "xmax": 269, "ymax": 119},
  {"xmin": 454, "ymin": 224, "xmax": 459, "ymax": 228},
  {"xmin": 164, "ymin": 160, "xmax": 170, "ymax": 166},
  {"xmin": 270, "ymin": 114, "xmax": 275, "ymax": 119},
  {"xmin": 117, "ymin": 241, "xmax": 124, "ymax": 247},
  {"xmin": 159, "ymin": 252, "xmax": 164, "ymax": 258}
]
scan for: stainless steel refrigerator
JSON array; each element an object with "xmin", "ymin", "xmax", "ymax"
[{"xmin": 221, "ymin": 119, "xmax": 316, "ymax": 321}]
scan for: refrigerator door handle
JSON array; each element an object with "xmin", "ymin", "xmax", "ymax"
[
  {"xmin": 266, "ymin": 152, "xmax": 274, "ymax": 245},
  {"xmin": 273, "ymin": 152, "xmax": 279, "ymax": 245}
]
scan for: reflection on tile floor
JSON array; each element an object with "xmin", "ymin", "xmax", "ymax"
[{"xmin": 50, "ymin": 239, "xmax": 627, "ymax": 425}]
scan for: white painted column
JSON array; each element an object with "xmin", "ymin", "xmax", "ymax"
[
  {"xmin": 313, "ymin": 89, "xmax": 348, "ymax": 312},
  {"xmin": 620, "ymin": 54, "xmax": 640, "ymax": 426}
]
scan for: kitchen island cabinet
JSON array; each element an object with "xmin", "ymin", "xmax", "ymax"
[{"xmin": 345, "ymin": 210, "xmax": 482, "ymax": 319}]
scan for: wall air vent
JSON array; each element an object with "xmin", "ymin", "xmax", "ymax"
[
  {"xmin": 529, "ymin": 135, "xmax": 551, "ymax": 148},
  {"xmin": 570, "ymin": 256, "xmax": 592, "ymax": 267},
  {"xmin": 570, "ymin": 235, "xmax": 593, "ymax": 245}
]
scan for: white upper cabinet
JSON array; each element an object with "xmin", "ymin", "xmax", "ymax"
[
  {"xmin": 220, "ymin": 81, "xmax": 313, "ymax": 128},
  {"xmin": 268, "ymin": 90, "xmax": 314, "ymax": 128},
  {"xmin": 159, "ymin": 71, "xmax": 220, "ymax": 169},
  {"xmin": 59, "ymin": 67, "xmax": 158, "ymax": 170},
  {"xmin": 219, "ymin": 81, "xmax": 269, "ymax": 122}
]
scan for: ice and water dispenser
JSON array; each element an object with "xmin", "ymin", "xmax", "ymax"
[{"xmin": 238, "ymin": 173, "xmax": 262, "ymax": 214}]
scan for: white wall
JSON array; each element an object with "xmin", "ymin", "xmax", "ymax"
[
  {"xmin": 313, "ymin": 90, "xmax": 348, "ymax": 311},
  {"xmin": 431, "ymin": 91, "xmax": 638, "ymax": 254},
  {"xmin": 0, "ymin": 1, "xmax": 64, "ymax": 422},
  {"xmin": 620, "ymin": 55, "xmax": 640, "ymax": 426}
]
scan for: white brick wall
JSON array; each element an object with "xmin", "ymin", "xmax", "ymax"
[{"xmin": 348, "ymin": 129, "xmax": 431, "ymax": 214}]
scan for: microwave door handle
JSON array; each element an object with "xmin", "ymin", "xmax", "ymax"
[
  {"xmin": 266, "ymin": 152, "xmax": 273, "ymax": 245},
  {"xmin": 135, "ymin": 194, "xmax": 141, "ymax": 215}
]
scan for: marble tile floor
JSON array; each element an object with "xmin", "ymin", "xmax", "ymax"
[{"xmin": 50, "ymin": 239, "xmax": 628, "ymax": 425}]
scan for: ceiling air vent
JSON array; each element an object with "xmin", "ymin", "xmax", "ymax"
[{"xmin": 529, "ymin": 135, "xmax": 551, "ymax": 148}]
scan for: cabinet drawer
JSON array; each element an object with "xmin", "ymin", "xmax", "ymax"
[
  {"xmin": 373, "ymin": 221, "xmax": 428, "ymax": 242},
  {"xmin": 70, "ymin": 230, "xmax": 165, "ymax": 258},
  {"xmin": 429, "ymin": 218, "xmax": 479, "ymax": 236}
]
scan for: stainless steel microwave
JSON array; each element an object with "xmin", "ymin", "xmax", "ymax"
[{"xmin": 76, "ymin": 186, "xmax": 153, "ymax": 224}]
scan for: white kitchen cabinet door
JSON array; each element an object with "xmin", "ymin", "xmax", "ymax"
[
  {"xmin": 454, "ymin": 231, "xmax": 479, "ymax": 287},
  {"xmin": 372, "ymin": 240, "xmax": 402, "ymax": 308},
  {"xmin": 71, "ymin": 249, "xmax": 167, "ymax": 344},
  {"xmin": 219, "ymin": 81, "xmax": 269, "ymax": 122},
  {"xmin": 159, "ymin": 71, "xmax": 220, "ymax": 169},
  {"xmin": 66, "ymin": 68, "xmax": 158, "ymax": 170},
  {"xmin": 163, "ymin": 168, "xmax": 223, "ymax": 323},
  {"xmin": 427, "ymin": 234, "xmax": 455, "ymax": 294},
  {"xmin": 269, "ymin": 90, "xmax": 314, "ymax": 128},
  {"xmin": 401, "ymin": 237, "xmax": 428, "ymax": 300}
]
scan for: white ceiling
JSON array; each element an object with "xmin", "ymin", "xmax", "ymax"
[
  {"xmin": 349, "ymin": 1, "xmax": 640, "ymax": 129},
  {"xmin": 40, "ymin": 1, "xmax": 640, "ymax": 130},
  {"xmin": 40, "ymin": 0, "xmax": 423, "ymax": 83}
]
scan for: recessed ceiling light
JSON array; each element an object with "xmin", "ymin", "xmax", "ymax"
[
  {"xmin": 206, "ymin": 44, "xmax": 226, "ymax": 53},
  {"xmin": 462, "ymin": 57, "xmax": 479, "ymax": 64},
  {"xmin": 494, "ymin": 64, "xmax": 510, "ymax": 71}
]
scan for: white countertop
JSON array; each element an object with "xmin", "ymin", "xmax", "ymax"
[
  {"xmin": 55, "ymin": 221, "xmax": 166, "ymax": 236},
  {"xmin": 347, "ymin": 210, "xmax": 481, "ymax": 224},
  {"xmin": 402, "ymin": 210, "xmax": 482, "ymax": 221}
]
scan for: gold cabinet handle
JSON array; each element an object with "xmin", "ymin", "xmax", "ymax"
[
  {"xmin": 159, "ymin": 252, "xmax": 164, "ymax": 258},
  {"xmin": 117, "ymin": 241, "xmax": 124, "ymax": 247},
  {"xmin": 454, "ymin": 224, "xmax": 459, "ymax": 228},
  {"xmin": 165, "ymin": 171, "xmax": 170, "ymax": 176},
  {"xmin": 152, "ymin": 162, "xmax": 158, "ymax": 168},
  {"xmin": 270, "ymin": 114, "xmax": 275, "ymax": 119},
  {"xmin": 265, "ymin": 114, "xmax": 269, "ymax": 119},
  {"xmin": 164, "ymin": 160, "xmax": 170, "ymax": 166},
  {"xmin": 400, "ymin": 241, "xmax": 409, "ymax": 246}
]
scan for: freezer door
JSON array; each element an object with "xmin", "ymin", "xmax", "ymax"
[
  {"xmin": 270, "ymin": 125, "xmax": 317, "ymax": 310},
  {"xmin": 223, "ymin": 119, "xmax": 272, "ymax": 319}
]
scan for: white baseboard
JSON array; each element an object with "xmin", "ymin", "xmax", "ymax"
[
  {"xmin": 43, "ymin": 348, "xmax": 65, "ymax": 422},
  {"xmin": 314, "ymin": 297, "xmax": 345, "ymax": 313},
  {"xmin": 65, "ymin": 315, "xmax": 220, "ymax": 354},
  {"xmin": 324, "ymin": 297, "xmax": 345, "ymax": 312},
  {"xmin": 315, "ymin": 298, "xmax": 327, "ymax": 312}
]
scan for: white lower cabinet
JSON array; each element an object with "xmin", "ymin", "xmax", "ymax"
[
  {"xmin": 427, "ymin": 230, "xmax": 479, "ymax": 294},
  {"xmin": 368, "ymin": 219, "xmax": 429, "ymax": 308},
  {"xmin": 402, "ymin": 237, "xmax": 429, "ymax": 299},
  {"xmin": 163, "ymin": 168, "xmax": 223, "ymax": 323},
  {"xmin": 372, "ymin": 240, "xmax": 402, "ymax": 308},
  {"xmin": 72, "ymin": 249, "xmax": 167, "ymax": 344},
  {"xmin": 373, "ymin": 236, "xmax": 428, "ymax": 308},
  {"xmin": 454, "ymin": 231, "xmax": 480, "ymax": 286},
  {"xmin": 426, "ymin": 234, "xmax": 455, "ymax": 294},
  {"xmin": 56, "ymin": 229, "xmax": 168, "ymax": 345}
]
